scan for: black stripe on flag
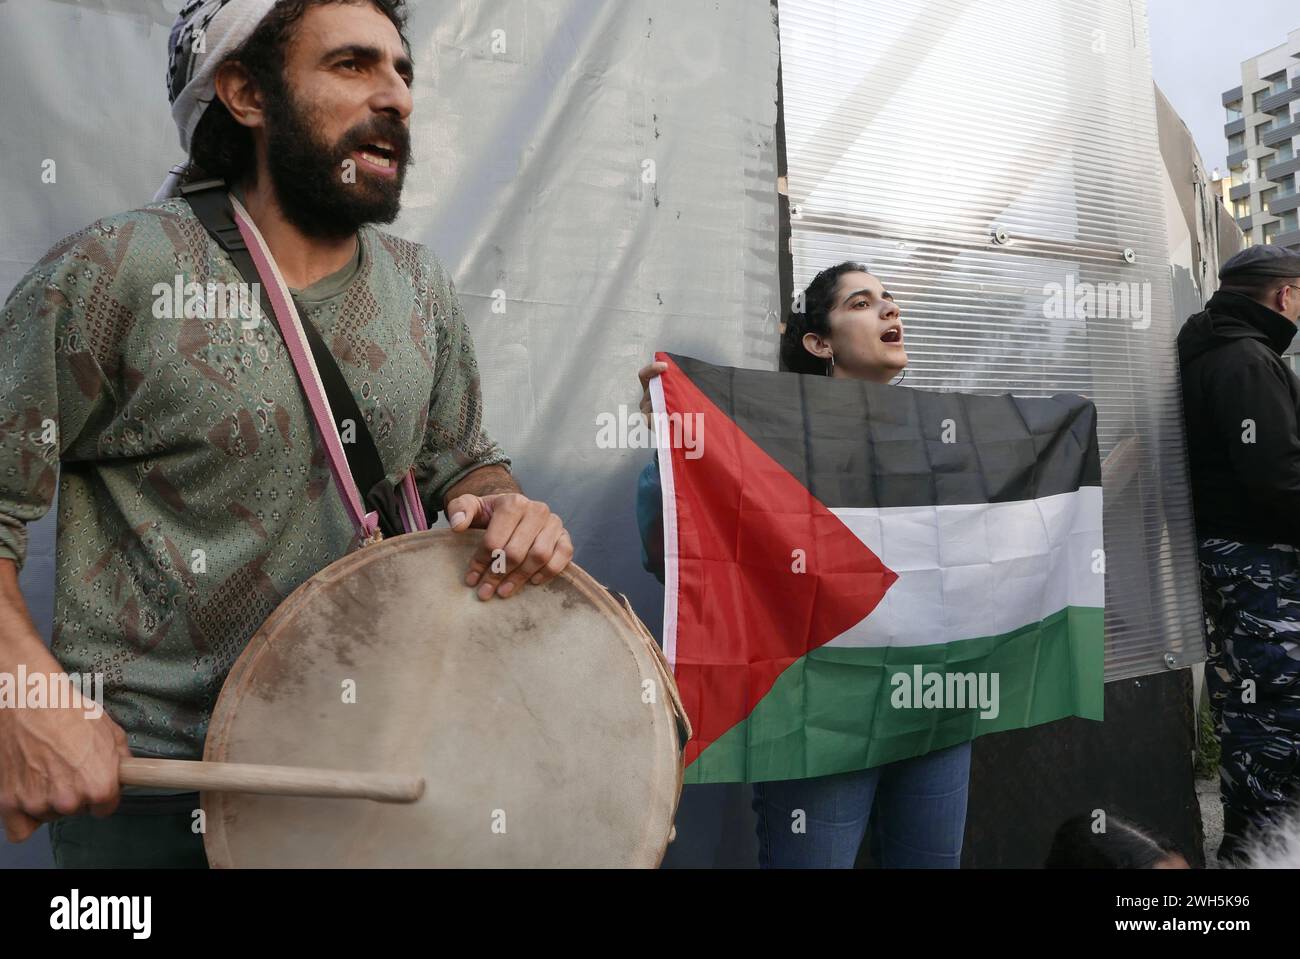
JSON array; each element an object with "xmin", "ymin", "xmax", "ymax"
[{"xmin": 667, "ymin": 354, "xmax": 1100, "ymax": 510}]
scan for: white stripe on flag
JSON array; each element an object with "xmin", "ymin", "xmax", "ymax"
[
  {"xmin": 650, "ymin": 375, "xmax": 680, "ymax": 669},
  {"xmin": 829, "ymin": 486, "xmax": 1103, "ymax": 648}
]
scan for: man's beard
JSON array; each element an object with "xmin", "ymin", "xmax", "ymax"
[{"xmin": 261, "ymin": 82, "xmax": 412, "ymax": 240}]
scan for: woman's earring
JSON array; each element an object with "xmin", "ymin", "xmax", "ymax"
[{"xmin": 826, "ymin": 350, "xmax": 836, "ymax": 377}]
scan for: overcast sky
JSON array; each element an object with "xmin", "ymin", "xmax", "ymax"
[{"xmin": 1147, "ymin": 0, "xmax": 1297, "ymax": 173}]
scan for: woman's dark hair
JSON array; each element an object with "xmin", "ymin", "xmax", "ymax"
[
  {"xmin": 780, "ymin": 261, "xmax": 871, "ymax": 375},
  {"xmin": 1044, "ymin": 813, "xmax": 1184, "ymax": 868},
  {"xmin": 187, "ymin": 0, "xmax": 410, "ymax": 185}
]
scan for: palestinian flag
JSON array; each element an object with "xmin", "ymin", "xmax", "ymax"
[{"xmin": 650, "ymin": 353, "xmax": 1104, "ymax": 784}]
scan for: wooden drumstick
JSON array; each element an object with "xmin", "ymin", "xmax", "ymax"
[{"xmin": 120, "ymin": 758, "xmax": 425, "ymax": 804}]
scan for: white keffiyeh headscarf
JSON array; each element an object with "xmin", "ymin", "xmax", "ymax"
[{"xmin": 155, "ymin": 0, "xmax": 279, "ymax": 200}]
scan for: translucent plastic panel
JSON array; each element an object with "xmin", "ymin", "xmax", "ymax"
[{"xmin": 779, "ymin": 0, "xmax": 1202, "ymax": 680}]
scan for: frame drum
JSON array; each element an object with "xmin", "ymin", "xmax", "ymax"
[{"xmin": 201, "ymin": 529, "xmax": 687, "ymax": 867}]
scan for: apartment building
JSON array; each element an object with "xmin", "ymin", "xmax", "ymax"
[{"xmin": 1222, "ymin": 27, "xmax": 1300, "ymax": 250}]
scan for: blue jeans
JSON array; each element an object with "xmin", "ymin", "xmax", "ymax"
[{"xmin": 752, "ymin": 741, "xmax": 972, "ymax": 868}]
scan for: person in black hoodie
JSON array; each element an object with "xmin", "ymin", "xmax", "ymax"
[{"xmin": 1177, "ymin": 244, "xmax": 1300, "ymax": 863}]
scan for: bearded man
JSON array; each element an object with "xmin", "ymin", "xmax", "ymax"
[{"xmin": 0, "ymin": 0, "xmax": 572, "ymax": 867}]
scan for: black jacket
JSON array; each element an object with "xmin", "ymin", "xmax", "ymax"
[{"xmin": 1177, "ymin": 290, "xmax": 1300, "ymax": 545}]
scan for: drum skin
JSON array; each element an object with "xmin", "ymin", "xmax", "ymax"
[{"xmin": 201, "ymin": 529, "xmax": 686, "ymax": 868}]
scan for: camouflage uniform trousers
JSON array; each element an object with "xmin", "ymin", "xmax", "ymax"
[{"xmin": 1198, "ymin": 537, "xmax": 1300, "ymax": 862}]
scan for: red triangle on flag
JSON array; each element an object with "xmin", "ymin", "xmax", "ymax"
[{"xmin": 659, "ymin": 356, "xmax": 898, "ymax": 767}]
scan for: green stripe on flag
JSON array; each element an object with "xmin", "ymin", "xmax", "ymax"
[{"xmin": 684, "ymin": 606, "xmax": 1104, "ymax": 785}]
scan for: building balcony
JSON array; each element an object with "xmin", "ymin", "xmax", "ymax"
[
  {"xmin": 1227, "ymin": 148, "xmax": 1249, "ymax": 168},
  {"xmin": 1260, "ymin": 82, "xmax": 1300, "ymax": 114},
  {"xmin": 1266, "ymin": 192, "xmax": 1300, "ymax": 215},
  {"xmin": 1236, "ymin": 214, "xmax": 1255, "ymax": 231},
  {"xmin": 1263, "ymin": 156, "xmax": 1300, "ymax": 181},
  {"xmin": 1225, "ymin": 117, "xmax": 1246, "ymax": 137},
  {"xmin": 1230, "ymin": 182, "xmax": 1252, "ymax": 201},
  {"xmin": 1273, "ymin": 228, "xmax": 1300, "ymax": 250},
  {"xmin": 1223, "ymin": 85, "xmax": 1244, "ymax": 107},
  {"xmin": 1261, "ymin": 119, "xmax": 1300, "ymax": 147}
]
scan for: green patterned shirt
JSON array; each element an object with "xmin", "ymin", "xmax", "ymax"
[{"xmin": 0, "ymin": 198, "xmax": 508, "ymax": 759}]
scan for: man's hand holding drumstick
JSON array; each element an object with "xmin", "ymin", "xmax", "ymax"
[
  {"xmin": 0, "ymin": 560, "xmax": 132, "ymax": 843},
  {"xmin": 444, "ymin": 465, "xmax": 575, "ymax": 600}
]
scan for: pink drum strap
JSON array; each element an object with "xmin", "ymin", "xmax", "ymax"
[
  {"xmin": 230, "ymin": 196, "xmax": 386, "ymax": 543},
  {"xmin": 400, "ymin": 471, "xmax": 429, "ymax": 534}
]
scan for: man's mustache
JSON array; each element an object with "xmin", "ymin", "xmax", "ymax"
[{"xmin": 339, "ymin": 119, "xmax": 413, "ymax": 164}]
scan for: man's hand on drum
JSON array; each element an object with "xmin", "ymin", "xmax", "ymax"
[
  {"xmin": 445, "ymin": 467, "xmax": 574, "ymax": 600},
  {"xmin": 0, "ymin": 668, "xmax": 131, "ymax": 843}
]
